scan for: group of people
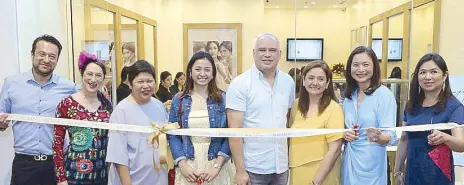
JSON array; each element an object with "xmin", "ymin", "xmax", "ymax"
[{"xmin": 0, "ymin": 33, "xmax": 463, "ymax": 185}]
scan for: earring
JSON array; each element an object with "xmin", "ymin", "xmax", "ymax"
[
  {"xmin": 418, "ymin": 87, "xmax": 421, "ymax": 94},
  {"xmin": 442, "ymin": 83, "xmax": 445, "ymax": 92}
]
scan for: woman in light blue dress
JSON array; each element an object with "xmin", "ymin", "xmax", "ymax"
[
  {"xmin": 341, "ymin": 46, "xmax": 398, "ymax": 185},
  {"xmin": 106, "ymin": 60, "xmax": 168, "ymax": 185}
]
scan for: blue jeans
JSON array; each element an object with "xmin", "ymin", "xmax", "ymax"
[{"xmin": 247, "ymin": 170, "xmax": 289, "ymax": 185}]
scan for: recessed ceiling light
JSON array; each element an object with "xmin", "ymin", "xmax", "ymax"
[
  {"xmin": 304, "ymin": 5, "xmax": 308, "ymax": 8},
  {"xmin": 276, "ymin": 6, "xmax": 280, "ymax": 8},
  {"xmin": 311, "ymin": 1, "xmax": 316, "ymax": 5}
]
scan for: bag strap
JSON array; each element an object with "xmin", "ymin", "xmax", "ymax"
[{"xmin": 178, "ymin": 97, "xmax": 183, "ymax": 128}]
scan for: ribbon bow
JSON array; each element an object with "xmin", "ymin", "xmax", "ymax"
[{"xmin": 147, "ymin": 122, "xmax": 179, "ymax": 172}]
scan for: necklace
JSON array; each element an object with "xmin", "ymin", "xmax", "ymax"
[{"xmin": 192, "ymin": 92, "xmax": 207, "ymax": 103}]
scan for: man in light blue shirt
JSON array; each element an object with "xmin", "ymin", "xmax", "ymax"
[
  {"xmin": 0, "ymin": 35, "xmax": 76, "ymax": 185},
  {"xmin": 227, "ymin": 33, "xmax": 295, "ymax": 185}
]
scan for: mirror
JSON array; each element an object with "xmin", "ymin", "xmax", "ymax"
[
  {"xmin": 86, "ymin": 6, "xmax": 116, "ymax": 105},
  {"xmin": 387, "ymin": 13, "xmax": 406, "ymax": 129},
  {"xmin": 143, "ymin": 23, "xmax": 156, "ymax": 70}
]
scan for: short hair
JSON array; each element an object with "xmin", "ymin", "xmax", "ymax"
[
  {"xmin": 127, "ymin": 60, "xmax": 156, "ymax": 85},
  {"xmin": 122, "ymin": 42, "xmax": 136, "ymax": 53},
  {"xmin": 31, "ymin": 34, "xmax": 63, "ymax": 58},
  {"xmin": 255, "ymin": 33, "xmax": 280, "ymax": 49}
]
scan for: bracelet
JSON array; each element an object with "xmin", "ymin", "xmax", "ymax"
[
  {"xmin": 394, "ymin": 171, "xmax": 403, "ymax": 177},
  {"xmin": 312, "ymin": 181, "xmax": 320, "ymax": 185}
]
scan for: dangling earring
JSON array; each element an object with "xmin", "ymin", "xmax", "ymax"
[
  {"xmin": 442, "ymin": 83, "xmax": 445, "ymax": 92},
  {"xmin": 418, "ymin": 87, "xmax": 421, "ymax": 94}
]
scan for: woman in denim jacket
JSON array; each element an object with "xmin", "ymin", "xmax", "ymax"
[{"xmin": 168, "ymin": 51, "xmax": 234, "ymax": 185}]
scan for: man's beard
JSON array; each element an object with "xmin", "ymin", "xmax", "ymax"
[{"xmin": 33, "ymin": 64, "xmax": 53, "ymax": 77}]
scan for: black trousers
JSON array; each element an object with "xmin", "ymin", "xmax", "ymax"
[{"xmin": 10, "ymin": 154, "xmax": 56, "ymax": 185}]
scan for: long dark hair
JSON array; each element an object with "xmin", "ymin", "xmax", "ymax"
[
  {"xmin": 406, "ymin": 53, "xmax": 452, "ymax": 114},
  {"xmin": 344, "ymin": 46, "xmax": 381, "ymax": 99},
  {"xmin": 181, "ymin": 52, "xmax": 222, "ymax": 103},
  {"xmin": 207, "ymin": 41, "xmax": 220, "ymax": 60},
  {"xmin": 173, "ymin": 72, "xmax": 185, "ymax": 87},
  {"xmin": 159, "ymin": 71, "xmax": 171, "ymax": 89},
  {"xmin": 298, "ymin": 60, "xmax": 338, "ymax": 116}
]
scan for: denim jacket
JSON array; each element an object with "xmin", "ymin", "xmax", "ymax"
[{"xmin": 167, "ymin": 92, "xmax": 231, "ymax": 165}]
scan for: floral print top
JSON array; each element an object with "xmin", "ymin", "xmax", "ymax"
[{"xmin": 52, "ymin": 96, "xmax": 111, "ymax": 184}]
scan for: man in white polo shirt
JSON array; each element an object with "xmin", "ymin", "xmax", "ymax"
[{"xmin": 227, "ymin": 33, "xmax": 295, "ymax": 185}]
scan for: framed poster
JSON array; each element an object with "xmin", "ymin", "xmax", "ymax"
[{"xmin": 183, "ymin": 23, "xmax": 242, "ymax": 91}]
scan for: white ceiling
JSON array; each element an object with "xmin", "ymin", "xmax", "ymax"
[{"xmin": 264, "ymin": 0, "xmax": 353, "ymax": 9}]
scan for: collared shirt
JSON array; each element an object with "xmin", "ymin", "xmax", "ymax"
[
  {"xmin": 226, "ymin": 64, "xmax": 295, "ymax": 174},
  {"xmin": 0, "ymin": 71, "xmax": 76, "ymax": 155}
]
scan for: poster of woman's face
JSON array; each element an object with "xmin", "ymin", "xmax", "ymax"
[
  {"xmin": 192, "ymin": 40, "xmax": 234, "ymax": 91},
  {"xmin": 184, "ymin": 24, "xmax": 242, "ymax": 92},
  {"xmin": 193, "ymin": 41, "xmax": 233, "ymax": 62}
]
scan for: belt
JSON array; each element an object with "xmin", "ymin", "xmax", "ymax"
[{"xmin": 15, "ymin": 153, "xmax": 53, "ymax": 162}]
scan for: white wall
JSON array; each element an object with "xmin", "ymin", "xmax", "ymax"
[
  {"xmin": 16, "ymin": 0, "xmax": 72, "ymax": 78},
  {"xmin": 0, "ymin": 0, "xmax": 72, "ymax": 184},
  {"xmin": 0, "ymin": 0, "xmax": 19, "ymax": 184}
]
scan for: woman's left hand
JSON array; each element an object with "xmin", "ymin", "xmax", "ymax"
[
  {"xmin": 200, "ymin": 166, "xmax": 221, "ymax": 182},
  {"xmin": 428, "ymin": 130, "xmax": 450, "ymax": 146},
  {"xmin": 366, "ymin": 127, "xmax": 381, "ymax": 143}
]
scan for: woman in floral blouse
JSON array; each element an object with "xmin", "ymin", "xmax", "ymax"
[{"xmin": 52, "ymin": 51, "xmax": 113, "ymax": 185}]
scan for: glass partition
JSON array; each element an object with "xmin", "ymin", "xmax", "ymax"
[
  {"xmin": 410, "ymin": 1, "xmax": 435, "ymax": 76},
  {"xmin": 143, "ymin": 23, "xmax": 156, "ymax": 70},
  {"xmin": 72, "ymin": 1, "xmax": 117, "ymax": 105},
  {"xmin": 387, "ymin": 13, "xmax": 404, "ymax": 76}
]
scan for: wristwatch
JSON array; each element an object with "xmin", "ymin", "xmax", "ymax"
[{"xmin": 213, "ymin": 163, "xmax": 222, "ymax": 169}]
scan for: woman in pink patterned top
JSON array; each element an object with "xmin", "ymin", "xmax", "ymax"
[{"xmin": 53, "ymin": 51, "xmax": 113, "ymax": 185}]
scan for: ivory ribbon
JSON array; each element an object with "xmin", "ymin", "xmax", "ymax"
[
  {"xmin": 147, "ymin": 122, "xmax": 179, "ymax": 171},
  {"xmin": 5, "ymin": 114, "xmax": 463, "ymax": 171}
]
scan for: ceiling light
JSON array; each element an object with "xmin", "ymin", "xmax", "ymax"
[
  {"xmin": 311, "ymin": 1, "xmax": 316, "ymax": 5},
  {"xmin": 304, "ymin": 5, "xmax": 308, "ymax": 8},
  {"xmin": 276, "ymin": 6, "xmax": 280, "ymax": 8}
]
